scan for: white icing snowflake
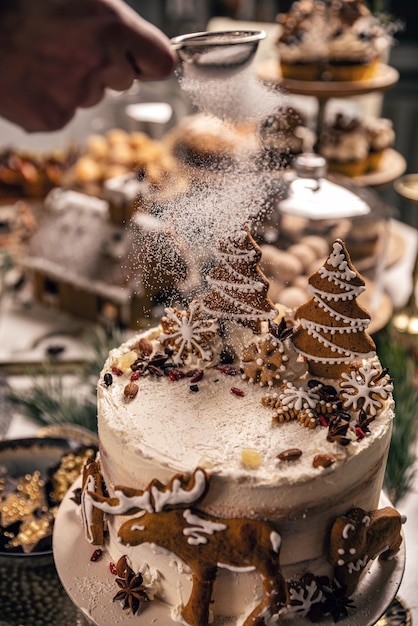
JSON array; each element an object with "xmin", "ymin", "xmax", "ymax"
[
  {"xmin": 281, "ymin": 579, "xmax": 323, "ymax": 617},
  {"xmin": 159, "ymin": 301, "xmax": 219, "ymax": 365},
  {"xmin": 340, "ymin": 362, "xmax": 393, "ymax": 417},
  {"xmin": 278, "ymin": 381, "xmax": 320, "ymax": 411}
]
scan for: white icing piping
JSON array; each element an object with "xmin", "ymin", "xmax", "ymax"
[
  {"xmin": 152, "ymin": 470, "xmax": 207, "ymax": 512},
  {"xmin": 310, "ymin": 284, "xmax": 365, "ymax": 302},
  {"xmin": 342, "ymin": 523, "xmax": 355, "ymax": 539},
  {"xmin": 309, "ymin": 295, "xmax": 370, "ymax": 327},
  {"xmin": 301, "ymin": 318, "xmax": 369, "ymax": 334},
  {"xmin": 347, "ymin": 555, "xmax": 369, "ymax": 574},
  {"xmin": 270, "ymin": 531, "xmax": 281, "ymax": 553},
  {"xmin": 295, "ymin": 347, "xmax": 375, "ymax": 364},
  {"xmin": 182, "ymin": 509, "xmax": 227, "ymax": 545},
  {"xmin": 299, "ymin": 322, "xmax": 362, "ymax": 358},
  {"xmin": 81, "ymin": 474, "xmax": 96, "ymax": 544},
  {"xmin": 208, "ymin": 276, "xmax": 266, "ymax": 293},
  {"xmin": 204, "ymin": 285, "xmax": 276, "ymax": 318}
]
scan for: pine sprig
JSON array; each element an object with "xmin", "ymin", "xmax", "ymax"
[
  {"xmin": 8, "ymin": 325, "xmax": 125, "ymax": 434},
  {"xmin": 375, "ymin": 325, "xmax": 418, "ymax": 503},
  {"xmin": 9, "ymin": 373, "xmax": 98, "ymax": 433}
]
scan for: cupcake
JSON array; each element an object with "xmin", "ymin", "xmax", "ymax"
[
  {"xmin": 276, "ymin": 0, "xmax": 393, "ymax": 82},
  {"xmin": 326, "ymin": 0, "xmax": 391, "ymax": 81},
  {"xmin": 363, "ymin": 116, "xmax": 395, "ymax": 170},
  {"xmin": 258, "ymin": 105, "xmax": 314, "ymax": 169},
  {"xmin": 319, "ymin": 113, "xmax": 395, "ymax": 176},
  {"xmin": 276, "ymin": 0, "xmax": 328, "ymax": 81},
  {"xmin": 164, "ymin": 113, "xmax": 258, "ymax": 174},
  {"xmin": 319, "ymin": 113, "xmax": 369, "ymax": 176}
]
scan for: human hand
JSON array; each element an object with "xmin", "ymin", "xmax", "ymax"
[{"xmin": 0, "ymin": 0, "xmax": 177, "ymax": 132}]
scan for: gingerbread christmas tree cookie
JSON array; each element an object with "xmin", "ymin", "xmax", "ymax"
[
  {"xmin": 202, "ymin": 226, "xmax": 277, "ymax": 333},
  {"xmin": 292, "ymin": 239, "xmax": 376, "ymax": 378}
]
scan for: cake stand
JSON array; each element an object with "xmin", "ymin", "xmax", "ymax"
[
  {"xmin": 329, "ymin": 149, "xmax": 407, "ymax": 189},
  {"xmin": 257, "ymin": 61, "xmax": 401, "ymax": 172},
  {"xmin": 54, "ymin": 478, "xmax": 405, "ymax": 626}
]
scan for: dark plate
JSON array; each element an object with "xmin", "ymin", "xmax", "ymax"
[{"xmin": 0, "ymin": 436, "xmax": 96, "ymax": 558}]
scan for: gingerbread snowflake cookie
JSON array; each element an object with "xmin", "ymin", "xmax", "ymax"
[
  {"xmin": 159, "ymin": 300, "xmax": 219, "ymax": 365},
  {"xmin": 262, "ymin": 381, "xmax": 320, "ymax": 428},
  {"xmin": 241, "ymin": 333, "xmax": 289, "ymax": 387}
]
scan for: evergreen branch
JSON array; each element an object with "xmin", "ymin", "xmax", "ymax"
[
  {"xmin": 8, "ymin": 325, "xmax": 125, "ymax": 434},
  {"xmin": 375, "ymin": 325, "xmax": 418, "ymax": 503}
]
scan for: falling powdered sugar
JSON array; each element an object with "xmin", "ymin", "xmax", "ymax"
[
  {"xmin": 128, "ymin": 49, "xmax": 288, "ymax": 299},
  {"xmin": 179, "ymin": 64, "xmax": 284, "ymax": 124}
]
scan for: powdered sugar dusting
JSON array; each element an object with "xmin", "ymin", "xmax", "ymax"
[
  {"xmin": 179, "ymin": 64, "xmax": 284, "ymax": 123},
  {"xmin": 129, "ymin": 56, "xmax": 287, "ymax": 298}
]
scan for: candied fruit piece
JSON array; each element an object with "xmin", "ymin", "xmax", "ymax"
[
  {"xmin": 116, "ymin": 350, "xmax": 138, "ymax": 373},
  {"xmin": 241, "ymin": 449, "xmax": 262, "ymax": 468}
]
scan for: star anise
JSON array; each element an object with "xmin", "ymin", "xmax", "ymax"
[
  {"xmin": 70, "ymin": 487, "xmax": 82, "ymax": 505},
  {"xmin": 327, "ymin": 415, "xmax": 351, "ymax": 446},
  {"xmin": 268, "ymin": 317, "xmax": 293, "ymax": 341},
  {"xmin": 320, "ymin": 581, "xmax": 355, "ymax": 622},
  {"xmin": 113, "ymin": 555, "xmax": 149, "ymax": 615},
  {"xmin": 357, "ymin": 408, "xmax": 375, "ymax": 433},
  {"xmin": 131, "ymin": 352, "xmax": 169, "ymax": 377}
]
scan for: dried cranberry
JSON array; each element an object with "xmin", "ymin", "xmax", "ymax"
[
  {"xmin": 355, "ymin": 427, "xmax": 366, "ymax": 440},
  {"xmin": 109, "ymin": 562, "xmax": 118, "ymax": 575},
  {"xmin": 90, "ymin": 548, "xmax": 103, "ymax": 562},
  {"xmin": 111, "ymin": 366, "xmax": 123, "ymax": 376},
  {"xmin": 318, "ymin": 415, "xmax": 329, "ymax": 428},
  {"xmin": 168, "ymin": 368, "xmax": 185, "ymax": 381},
  {"xmin": 231, "ymin": 387, "xmax": 245, "ymax": 397},
  {"xmin": 130, "ymin": 371, "xmax": 141, "ymax": 382},
  {"xmin": 216, "ymin": 365, "xmax": 238, "ymax": 376},
  {"xmin": 190, "ymin": 370, "xmax": 204, "ymax": 383}
]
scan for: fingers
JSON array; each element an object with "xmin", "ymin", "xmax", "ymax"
[
  {"xmin": 124, "ymin": 24, "xmax": 177, "ymax": 80},
  {"xmin": 99, "ymin": 6, "xmax": 177, "ymax": 81}
]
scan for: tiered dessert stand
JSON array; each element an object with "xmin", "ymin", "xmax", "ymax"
[{"xmin": 257, "ymin": 60, "xmax": 406, "ymax": 187}]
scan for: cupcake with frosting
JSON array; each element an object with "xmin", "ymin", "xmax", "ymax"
[
  {"xmin": 276, "ymin": 0, "xmax": 328, "ymax": 81},
  {"xmin": 257, "ymin": 105, "xmax": 314, "ymax": 169},
  {"xmin": 276, "ymin": 0, "xmax": 393, "ymax": 82},
  {"xmin": 363, "ymin": 116, "xmax": 395, "ymax": 170},
  {"xmin": 326, "ymin": 0, "xmax": 391, "ymax": 80},
  {"xmin": 319, "ymin": 113, "xmax": 395, "ymax": 177},
  {"xmin": 164, "ymin": 113, "xmax": 258, "ymax": 175}
]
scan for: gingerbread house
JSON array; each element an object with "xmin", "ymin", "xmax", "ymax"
[{"xmin": 24, "ymin": 188, "xmax": 187, "ymax": 329}]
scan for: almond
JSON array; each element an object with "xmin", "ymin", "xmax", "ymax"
[
  {"xmin": 138, "ymin": 337, "xmax": 153, "ymax": 355},
  {"xmin": 277, "ymin": 448, "xmax": 302, "ymax": 461},
  {"xmin": 312, "ymin": 453, "xmax": 336, "ymax": 468},
  {"xmin": 124, "ymin": 382, "xmax": 139, "ymax": 400}
]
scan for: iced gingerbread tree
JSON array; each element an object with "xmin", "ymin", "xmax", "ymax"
[
  {"xmin": 202, "ymin": 226, "xmax": 277, "ymax": 333},
  {"xmin": 292, "ymin": 239, "xmax": 376, "ymax": 378}
]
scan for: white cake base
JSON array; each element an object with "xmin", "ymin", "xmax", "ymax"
[{"xmin": 54, "ymin": 478, "xmax": 405, "ymax": 626}]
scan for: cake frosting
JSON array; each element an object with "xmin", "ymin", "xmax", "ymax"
[{"xmin": 79, "ymin": 232, "xmax": 403, "ymax": 625}]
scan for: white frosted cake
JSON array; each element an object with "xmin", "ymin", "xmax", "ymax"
[{"xmin": 80, "ymin": 232, "xmax": 403, "ymax": 625}]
